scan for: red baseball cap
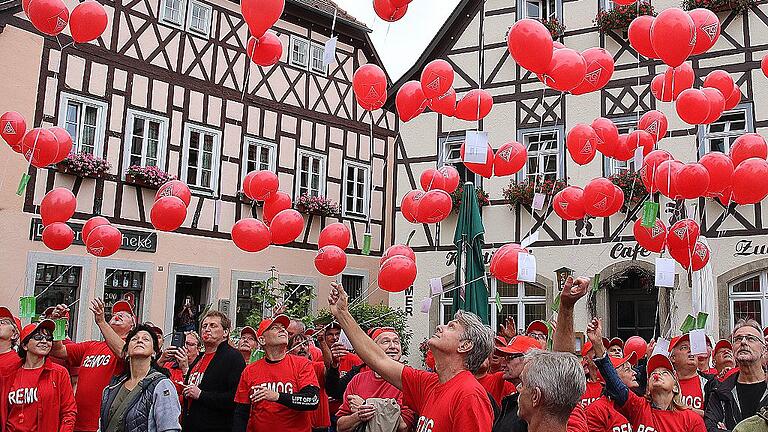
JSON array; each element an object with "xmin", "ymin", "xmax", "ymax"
[
  {"xmin": 370, "ymin": 327, "xmax": 397, "ymax": 341},
  {"xmin": 257, "ymin": 314, "xmax": 290, "ymax": 337},
  {"xmin": 240, "ymin": 326, "xmax": 257, "ymax": 339},
  {"xmin": 608, "ymin": 337, "xmax": 624, "ymax": 349},
  {"xmin": 494, "ymin": 335, "xmax": 508, "ymax": 347},
  {"xmin": 526, "ymin": 320, "xmax": 549, "ymax": 336},
  {"xmin": 581, "ymin": 338, "xmax": 610, "ymax": 357},
  {"xmin": 144, "ymin": 322, "xmax": 163, "ymax": 338},
  {"xmin": 609, "ymin": 351, "xmax": 638, "ymax": 368},
  {"xmin": 714, "ymin": 339, "xmax": 732, "ymax": 354},
  {"xmin": 19, "ymin": 319, "xmax": 56, "ymax": 343},
  {"xmin": 0, "ymin": 307, "xmax": 21, "ymax": 332},
  {"xmin": 496, "ymin": 335, "xmax": 543, "ymax": 355},
  {"xmin": 112, "ymin": 300, "xmax": 134, "ymax": 316},
  {"xmin": 669, "ymin": 334, "xmax": 690, "ymax": 351},
  {"xmin": 647, "ymin": 353, "xmax": 674, "ymax": 374}
]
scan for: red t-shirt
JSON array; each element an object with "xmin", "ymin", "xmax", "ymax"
[
  {"xmin": 6, "ymin": 366, "xmax": 44, "ymax": 431},
  {"xmin": 188, "ymin": 352, "xmax": 214, "ymax": 388},
  {"xmin": 329, "ymin": 353, "xmax": 363, "ymax": 415},
  {"xmin": 234, "ymin": 354, "xmax": 319, "ymax": 432},
  {"xmin": 476, "ymin": 372, "xmax": 516, "ymax": 406},
  {"xmin": 581, "ymin": 380, "xmax": 604, "ymax": 407},
  {"xmin": 401, "ymin": 366, "xmax": 493, "ymax": 432},
  {"xmin": 678, "ymin": 375, "xmax": 704, "ymax": 410},
  {"xmin": 0, "ymin": 350, "xmax": 21, "ymax": 374},
  {"xmin": 311, "ymin": 361, "xmax": 330, "ymax": 428},
  {"xmin": 585, "ymin": 396, "xmax": 632, "ymax": 432},
  {"xmin": 310, "ymin": 346, "xmax": 323, "ymax": 362},
  {"xmin": 568, "ymin": 404, "xmax": 589, "ymax": 432},
  {"xmin": 337, "ymin": 370, "xmax": 415, "ymax": 429},
  {"xmin": 165, "ymin": 361, "xmax": 185, "ymax": 406},
  {"xmin": 67, "ymin": 340, "xmax": 123, "ymax": 431},
  {"xmin": 620, "ymin": 389, "xmax": 706, "ymax": 432}
]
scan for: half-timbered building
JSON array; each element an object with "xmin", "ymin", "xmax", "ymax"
[{"xmin": 0, "ymin": 0, "xmax": 396, "ymax": 340}]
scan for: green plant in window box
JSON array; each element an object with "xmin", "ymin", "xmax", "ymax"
[
  {"xmin": 449, "ymin": 185, "xmax": 490, "ymax": 213},
  {"xmin": 540, "ymin": 17, "xmax": 566, "ymax": 39},
  {"xmin": 502, "ymin": 177, "xmax": 568, "ymax": 210},
  {"xmin": 295, "ymin": 194, "xmax": 341, "ymax": 218},
  {"xmin": 125, "ymin": 165, "xmax": 176, "ymax": 189},
  {"xmin": 56, "ymin": 152, "xmax": 112, "ymax": 179},
  {"xmin": 595, "ymin": 1, "xmax": 656, "ymax": 34},
  {"xmin": 608, "ymin": 170, "xmax": 648, "ymax": 212},
  {"xmin": 681, "ymin": 0, "xmax": 755, "ymax": 14}
]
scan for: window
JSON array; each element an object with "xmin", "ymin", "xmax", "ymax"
[
  {"xmin": 242, "ymin": 137, "xmax": 276, "ymax": 176},
  {"xmin": 701, "ymin": 107, "xmax": 750, "ymax": 154},
  {"xmin": 522, "ymin": 130, "xmax": 561, "ymax": 182},
  {"xmin": 161, "ymin": 0, "xmax": 185, "ymax": 26},
  {"xmin": 285, "ymin": 282, "xmax": 313, "ymax": 317},
  {"xmin": 522, "ymin": 0, "xmax": 558, "ymax": 19},
  {"xmin": 600, "ymin": 0, "xmax": 616, "ymax": 11},
  {"xmin": 296, "ymin": 150, "xmax": 326, "ymax": 198},
  {"xmin": 160, "ymin": 0, "xmax": 212, "ymax": 37},
  {"xmin": 236, "ymin": 280, "xmax": 264, "ymax": 328},
  {"xmin": 104, "ymin": 269, "xmax": 145, "ymax": 322},
  {"xmin": 289, "ymin": 36, "xmax": 327, "ymax": 75},
  {"xmin": 439, "ymin": 133, "xmax": 479, "ymax": 185},
  {"xmin": 729, "ymin": 271, "xmax": 768, "ymax": 328},
  {"xmin": 343, "ymin": 161, "xmax": 370, "ymax": 219},
  {"xmin": 290, "ymin": 37, "xmax": 310, "ymax": 69},
  {"xmin": 605, "ymin": 121, "xmax": 636, "ymax": 176},
  {"xmin": 183, "ymin": 124, "xmax": 221, "ymax": 194},
  {"xmin": 439, "ymin": 276, "xmax": 547, "ymax": 330},
  {"xmin": 58, "ymin": 93, "xmax": 107, "ymax": 157},
  {"xmin": 34, "ymin": 264, "xmax": 81, "ymax": 338},
  {"xmin": 342, "ymin": 274, "xmax": 365, "ymax": 304},
  {"xmin": 187, "ymin": 0, "xmax": 212, "ymax": 37},
  {"xmin": 124, "ymin": 110, "xmax": 167, "ymax": 173},
  {"xmin": 310, "ymin": 42, "xmax": 326, "ymax": 75}
]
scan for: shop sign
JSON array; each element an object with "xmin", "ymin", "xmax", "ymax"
[
  {"xmin": 734, "ymin": 240, "xmax": 768, "ymax": 257},
  {"xmin": 29, "ymin": 218, "xmax": 156, "ymax": 253}
]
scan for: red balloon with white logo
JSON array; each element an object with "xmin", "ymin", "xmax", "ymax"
[
  {"xmin": 655, "ymin": 159, "xmax": 683, "ymax": 199},
  {"xmin": 633, "ymin": 218, "xmax": 667, "ymax": 253},
  {"xmin": 396, "ymin": 81, "xmax": 428, "ymax": 122},
  {"xmin": 641, "ymin": 150, "xmax": 674, "ymax": 193},
  {"xmin": 270, "ymin": 209, "xmax": 304, "ymax": 245},
  {"xmin": 420, "ymin": 60, "xmax": 454, "ymax": 99},
  {"xmin": 613, "ymin": 134, "xmax": 636, "ymax": 162},
  {"xmin": 21, "ymin": 128, "xmax": 60, "ymax": 168},
  {"xmin": 460, "ymin": 142, "xmax": 494, "ymax": 179},
  {"xmin": 86, "ymin": 224, "xmax": 122, "ymax": 257},
  {"xmin": 438, "ymin": 165, "xmax": 460, "ymax": 193},
  {"xmin": 429, "ymin": 89, "xmax": 457, "ymax": 117},
  {"xmin": 378, "ymin": 255, "xmax": 417, "ymax": 292},
  {"xmin": 69, "ymin": 1, "xmax": 108, "ymax": 43},
  {"xmin": 0, "ymin": 111, "xmax": 26, "ymax": 152},
  {"xmin": 455, "ymin": 89, "xmax": 493, "ymax": 121},
  {"xmin": 671, "ymin": 240, "xmax": 710, "ymax": 271},
  {"xmin": 156, "ymin": 180, "xmax": 192, "ymax": 207},
  {"xmin": 539, "ymin": 48, "xmax": 587, "ymax": 92},
  {"xmin": 507, "ymin": 19, "xmax": 554, "ymax": 74},
  {"xmin": 150, "ymin": 196, "xmax": 187, "ymax": 231},
  {"xmin": 42, "ymin": 222, "xmax": 75, "ymax": 251},
  {"xmin": 27, "ymin": 0, "xmax": 69, "ymax": 36},
  {"xmin": 675, "ymin": 163, "xmax": 710, "ymax": 199},
  {"xmin": 490, "ymin": 244, "xmax": 528, "ymax": 284},
  {"xmin": 650, "ymin": 8, "xmax": 696, "ymax": 68},
  {"xmin": 318, "ymin": 222, "xmax": 351, "ymax": 249},
  {"xmin": 240, "ymin": 0, "xmax": 283, "ymax": 38},
  {"xmin": 40, "ymin": 187, "xmax": 76, "ymax": 226},
  {"xmin": 231, "ymin": 218, "xmax": 271, "ymax": 252},
  {"xmin": 592, "ymin": 117, "xmax": 619, "ymax": 158},
  {"xmin": 627, "ymin": 130, "xmax": 655, "ymax": 156},
  {"xmin": 731, "ymin": 158, "xmax": 768, "ymax": 205},
  {"xmin": 247, "ymin": 32, "xmax": 282, "ymax": 67},
  {"xmin": 552, "ymin": 186, "xmax": 586, "ymax": 221},
  {"xmin": 606, "ymin": 186, "xmax": 625, "ymax": 215},
  {"xmin": 689, "ymin": 8, "xmax": 720, "ymax": 55},
  {"xmin": 415, "ymin": 190, "xmax": 452, "ymax": 224},
  {"xmin": 315, "ymin": 245, "xmax": 347, "ymax": 276},
  {"xmin": 245, "ymin": 170, "xmax": 279, "ymax": 201},
  {"xmin": 353, "ymin": 64, "xmax": 387, "ymax": 111},
  {"xmin": 420, "ymin": 168, "xmax": 445, "ymax": 192},
  {"xmin": 583, "ymin": 178, "xmax": 621, "ymax": 217},
  {"xmin": 570, "ymin": 48, "xmax": 615, "ymax": 95},
  {"xmin": 638, "ymin": 110, "xmax": 668, "ymax": 143},
  {"xmin": 667, "ymin": 219, "xmax": 700, "ymax": 256},
  {"xmin": 566, "ymin": 124, "xmax": 598, "ymax": 165},
  {"xmin": 701, "ymin": 87, "xmax": 726, "ymax": 125},
  {"xmin": 401, "ymin": 190, "xmax": 423, "ymax": 223},
  {"xmin": 703, "ymin": 70, "xmax": 734, "ymax": 101},
  {"xmin": 262, "ymin": 192, "xmax": 292, "ymax": 224},
  {"xmin": 730, "ymin": 134, "xmax": 768, "ymax": 167},
  {"xmin": 50, "ymin": 127, "xmax": 73, "ymax": 163},
  {"xmin": 493, "ymin": 141, "xmax": 527, "ymax": 177},
  {"xmin": 380, "ymin": 244, "xmax": 416, "ymax": 265},
  {"xmin": 373, "ymin": 0, "xmax": 408, "ymax": 22},
  {"xmin": 699, "ymin": 152, "xmax": 734, "ymax": 198},
  {"xmin": 82, "ymin": 216, "xmax": 109, "ymax": 244},
  {"xmin": 651, "ymin": 63, "xmax": 695, "ymax": 102}
]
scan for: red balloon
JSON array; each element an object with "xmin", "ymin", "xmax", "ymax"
[
  {"xmin": 156, "ymin": 180, "xmax": 192, "ymax": 207},
  {"xmin": 396, "ymin": 81, "xmax": 428, "ymax": 122},
  {"xmin": 689, "ymin": 241, "xmax": 710, "ymax": 271},
  {"xmin": 703, "ymin": 70, "xmax": 734, "ymax": 101},
  {"xmin": 552, "ymin": 186, "xmax": 586, "ymax": 220},
  {"xmin": 86, "ymin": 224, "xmax": 122, "ymax": 257},
  {"xmin": 592, "ymin": 118, "xmax": 619, "ymax": 158},
  {"xmin": 641, "ymin": 150, "xmax": 673, "ymax": 193},
  {"xmin": 651, "ymin": 63, "xmax": 695, "ymax": 102},
  {"xmin": 633, "ymin": 218, "xmax": 667, "ymax": 253},
  {"xmin": 390, "ymin": 0, "xmax": 412, "ymax": 6},
  {"xmin": 730, "ymin": 133, "xmax": 768, "ymax": 167},
  {"xmin": 763, "ymin": 54, "xmax": 768, "ymax": 78},
  {"xmin": 245, "ymin": 170, "xmax": 279, "ymax": 201},
  {"xmin": 270, "ymin": 209, "xmax": 304, "ymax": 244},
  {"xmin": 438, "ymin": 166, "xmax": 460, "ymax": 193},
  {"xmin": 571, "ymin": 48, "xmax": 615, "ymax": 95},
  {"xmin": 21, "ymin": 128, "xmax": 60, "ymax": 168},
  {"xmin": 625, "ymin": 336, "xmax": 649, "ymax": 361},
  {"xmin": 606, "ymin": 186, "xmax": 625, "ymax": 215},
  {"xmin": 42, "ymin": 222, "xmax": 74, "ymax": 251},
  {"xmin": 415, "ymin": 190, "xmax": 452, "ymax": 224},
  {"xmin": 315, "ymin": 245, "xmax": 347, "ymax": 276},
  {"xmin": 241, "ymin": 0, "xmax": 284, "ymax": 38},
  {"xmin": 82, "ymin": 216, "xmax": 109, "ymax": 244},
  {"xmin": 613, "ymin": 134, "xmax": 636, "ymax": 162},
  {"xmin": 667, "ymin": 219, "xmax": 700, "ymax": 254},
  {"xmin": 263, "ymin": 191, "xmax": 292, "ymax": 224},
  {"xmin": 421, "ymin": 59, "xmax": 454, "ymax": 99},
  {"xmin": 732, "ymin": 158, "xmax": 768, "ymax": 205},
  {"xmin": 318, "ymin": 222, "xmax": 351, "ymax": 249},
  {"xmin": 675, "ymin": 163, "xmax": 710, "ymax": 199},
  {"xmin": 689, "ymin": 8, "xmax": 720, "ymax": 55},
  {"xmin": 420, "ymin": 168, "xmax": 445, "ymax": 192},
  {"xmin": 0, "ymin": 111, "xmax": 26, "ymax": 151},
  {"xmin": 493, "ymin": 141, "xmax": 527, "ymax": 176},
  {"xmin": 724, "ymin": 83, "xmax": 742, "ymax": 110},
  {"xmin": 702, "ymin": 87, "xmax": 725, "ymax": 125},
  {"xmin": 628, "ymin": 15, "xmax": 657, "ymax": 59},
  {"xmin": 150, "ymin": 196, "xmax": 187, "ymax": 231},
  {"xmin": 656, "ymin": 159, "xmax": 683, "ymax": 198},
  {"xmin": 699, "ymin": 152, "xmax": 734, "ymax": 197},
  {"xmin": 651, "ymin": 8, "xmax": 696, "ymax": 67},
  {"xmin": 246, "ymin": 32, "xmax": 282, "ymax": 67},
  {"xmin": 455, "ymin": 89, "xmax": 493, "ymax": 121},
  {"xmin": 583, "ymin": 178, "xmax": 620, "ymax": 217},
  {"xmin": 401, "ymin": 190, "xmax": 423, "ymax": 223},
  {"xmin": 539, "ymin": 48, "xmax": 587, "ymax": 92},
  {"xmin": 232, "ymin": 218, "xmax": 271, "ymax": 252},
  {"xmin": 49, "ymin": 127, "xmax": 73, "ymax": 163},
  {"xmin": 638, "ymin": 110, "xmax": 668, "ymax": 143},
  {"xmin": 69, "ymin": 1, "xmax": 107, "ymax": 43},
  {"xmin": 429, "ymin": 89, "xmax": 456, "ymax": 117},
  {"xmin": 41, "ymin": 187, "xmax": 76, "ymax": 226},
  {"xmin": 507, "ymin": 19, "xmax": 554, "ymax": 74},
  {"xmin": 460, "ymin": 142, "xmax": 494, "ymax": 178},
  {"xmin": 627, "ymin": 130, "xmax": 655, "ymax": 157},
  {"xmin": 378, "ymin": 255, "xmax": 417, "ymax": 292},
  {"xmin": 373, "ymin": 0, "xmax": 407, "ymax": 22},
  {"xmin": 27, "ymin": 0, "xmax": 69, "ymax": 36},
  {"xmin": 353, "ymin": 64, "xmax": 387, "ymax": 111},
  {"xmin": 566, "ymin": 124, "xmax": 598, "ymax": 165},
  {"xmin": 381, "ymin": 244, "xmax": 416, "ymax": 265},
  {"xmin": 676, "ymin": 88, "xmax": 710, "ymax": 125},
  {"xmin": 490, "ymin": 244, "xmax": 528, "ymax": 284}
]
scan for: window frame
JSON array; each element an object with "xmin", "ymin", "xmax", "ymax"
[
  {"xmin": 57, "ymin": 92, "xmax": 108, "ymax": 158},
  {"xmin": 309, "ymin": 41, "xmax": 327, "ymax": 75},
  {"xmin": 600, "ymin": 0, "xmax": 616, "ymax": 11},
  {"xmin": 182, "ymin": 123, "xmax": 222, "ymax": 196},
  {"xmin": 342, "ymin": 160, "xmax": 371, "ymax": 220},
  {"xmin": 602, "ymin": 118, "xmax": 637, "ymax": 176},
  {"xmin": 289, "ymin": 36, "xmax": 310, "ymax": 70},
  {"xmin": 438, "ymin": 132, "xmax": 481, "ymax": 187},
  {"xmin": 294, "ymin": 149, "xmax": 327, "ymax": 199},
  {"xmin": 340, "ymin": 271, "xmax": 368, "ymax": 305},
  {"xmin": 159, "ymin": 0, "xmax": 187, "ymax": 28},
  {"xmin": 698, "ymin": 103, "xmax": 754, "ymax": 157},
  {"xmin": 186, "ymin": 0, "xmax": 213, "ymax": 37},
  {"xmin": 516, "ymin": 126, "xmax": 565, "ymax": 182},
  {"xmin": 729, "ymin": 270, "xmax": 768, "ymax": 330},
  {"xmin": 241, "ymin": 136, "xmax": 277, "ymax": 182},
  {"xmin": 122, "ymin": 109, "xmax": 169, "ymax": 178},
  {"xmin": 517, "ymin": 0, "xmax": 561, "ymax": 20}
]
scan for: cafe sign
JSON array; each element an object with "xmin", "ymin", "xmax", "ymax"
[{"xmin": 29, "ymin": 218, "xmax": 157, "ymax": 253}]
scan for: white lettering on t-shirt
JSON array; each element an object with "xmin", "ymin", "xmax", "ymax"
[
  {"xmin": 416, "ymin": 416, "xmax": 435, "ymax": 432},
  {"xmin": 637, "ymin": 425, "xmax": 656, "ymax": 432},
  {"xmin": 82, "ymin": 354, "xmax": 112, "ymax": 368},
  {"xmin": 612, "ymin": 424, "xmax": 632, "ymax": 432},
  {"xmin": 8, "ymin": 388, "xmax": 38, "ymax": 405},
  {"xmin": 260, "ymin": 382, "xmax": 294, "ymax": 393},
  {"xmin": 681, "ymin": 394, "xmax": 703, "ymax": 409},
  {"xmin": 189, "ymin": 372, "xmax": 205, "ymax": 387},
  {"xmin": 581, "ymin": 397, "xmax": 599, "ymax": 406}
]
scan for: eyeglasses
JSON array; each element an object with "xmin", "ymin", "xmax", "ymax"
[
  {"xmin": 0, "ymin": 319, "xmax": 13, "ymax": 327},
  {"xmin": 31, "ymin": 333, "xmax": 53, "ymax": 342},
  {"xmin": 650, "ymin": 369, "xmax": 672, "ymax": 378},
  {"xmin": 505, "ymin": 353, "xmax": 525, "ymax": 361},
  {"xmin": 527, "ymin": 333, "xmax": 547, "ymax": 341},
  {"xmin": 733, "ymin": 335, "xmax": 765, "ymax": 345}
]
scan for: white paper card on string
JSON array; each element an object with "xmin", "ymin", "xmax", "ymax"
[
  {"xmin": 633, "ymin": 147, "xmax": 644, "ymax": 168},
  {"xmin": 517, "ymin": 252, "xmax": 537, "ymax": 283},
  {"xmin": 339, "ymin": 330, "xmax": 354, "ymax": 351},
  {"xmin": 429, "ymin": 278, "xmax": 443, "ymax": 296},
  {"xmin": 420, "ymin": 297, "xmax": 432, "ymax": 314},
  {"xmin": 463, "ymin": 131, "xmax": 489, "ymax": 164},
  {"xmin": 532, "ymin": 193, "xmax": 546, "ymax": 211},
  {"xmin": 655, "ymin": 257, "xmax": 676, "ymax": 288},
  {"xmin": 689, "ymin": 329, "xmax": 707, "ymax": 355},
  {"xmin": 520, "ymin": 231, "xmax": 540, "ymax": 249},
  {"xmin": 323, "ymin": 36, "xmax": 338, "ymax": 68},
  {"xmin": 652, "ymin": 337, "xmax": 671, "ymax": 357},
  {"xmin": 686, "ymin": 203, "xmax": 697, "ymax": 220}
]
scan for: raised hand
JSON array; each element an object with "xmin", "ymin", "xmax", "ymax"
[
  {"xmin": 328, "ymin": 282, "xmax": 349, "ymax": 318},
  {"xmin": 585, "ymin": 318, "xmax": 606, "ymax": 357},
  {"xmin": 90, "ymin": 298, "xmax": 106, "ymax": 324},
  {"xmin": 498, "ymin": 316, "xmax": 517, "ymax": 339},
  {"xmin": 560, "ymin": 276, "xmax": 590, "ymax": 308}
]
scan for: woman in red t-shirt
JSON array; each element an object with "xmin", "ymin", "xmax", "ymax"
[{"xmin": 587, "ymin": 318, "xmax": 705, "ymax": 432}]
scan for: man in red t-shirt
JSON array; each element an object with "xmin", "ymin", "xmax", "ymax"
[
  {"xmin": 475, "ymin": 353, "xmax": 516, "ymax": 406},
  {"xmin": 328, "ymin": 282, "xmax": 494, "ymax": 432},
  {"xmin": 669, "ymin": 333, "xmax": 707, "ymax": 416},
  {"xmin": 0, "ymin": 307, "xmax": 22, "ymax": 373},
  {"xmin": 580, "ymin": 339, "xmax": 608, "ymax": 407},
  {"xmin": 50, "ymin": 299, "xmax": 134, "ymax": 432},
  {"xmin": 585, "ymin": 352, "xmax": 637, "ymax": 432},
  {"xmin": 289, "ymin": 331, "xmax": 330, "ymax": 431},
  {"xmin": 233, "ymin": 314, "xmax": 319, "ymax": 432}
]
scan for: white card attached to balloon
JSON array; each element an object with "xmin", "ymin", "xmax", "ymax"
[
  {"xmin": 689, "ymin": 329, "xmax": 707, "ymax": 355},
  {"xmin": 655, "ymin": 257, "xmax": 675, "ymax": 288},
  {"xmin": 463, "ymin": 131, "xmax": 489, "ymax": 164},
  {"xmin": 652, "ymin": 337, "xmax": 670, "ymax": 357},
  {"xmin": 520, "ymin": 231, "xmax": 539, "ymax": 249},
  {"xmin": 633, "ymin": 147, "xmax": 644, "ymax": 169},
  {"xmin": 339, "ymin": 330, "xmax": 354, "ymax": 351},
  {"xmin": 323, "ymin": 36, "xmax": 338, "ymax": 68},
  {"xmin": 517, "ymin": 252, "xmax": 537, "ymax": 283},
  {"xmin": 420, "ymin": 297, "xmax": 432, "ymax": 314},
  {"xmin": 429, "ymin": 278, "xmax": 443, "ymax": 296},
  {"xmin": 532, "ymin": 193, "xmax": 546, "ymax": 211}
]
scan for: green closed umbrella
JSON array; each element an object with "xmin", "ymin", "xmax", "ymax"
[{"xmin": 452, "ymin": 182, "xmax": 489, "ymax": 324}]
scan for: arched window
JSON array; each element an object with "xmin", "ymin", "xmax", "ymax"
[{"xmin": 729, "ymin": 271, "xmax": 767, "ymax": 328}]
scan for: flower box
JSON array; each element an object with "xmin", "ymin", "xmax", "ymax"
[
  {"xmin": 124, "ymin": 166, "xmax": 176, "ymax": 189},
  {"xmin": 449, "ymin": 186, "xmax": 491, "ymax": 213},
  {"xmin": 56, "ymin": 152, "xmax": 111, "ymax": 179},
  {"xmin": 682, "ymin": 0, "xmax": 754, "ymax": 14},
  {"xmin": 608, "ymin": 170, "xmax": 648, "ymax": 212},
  {"xmin": 595, "ymin": 2, "xmax": 656, "ymax": 34},
  {"xmin": 295, "ymin": 194, "xmax": 340, "ymax": 218},
  {"xmin": 503, "ymin": 177, "xmax": 569, "ymax": 209},
  {"xmin": 541, "ymin": 17, "xmax": 566, "ymax": 39}
]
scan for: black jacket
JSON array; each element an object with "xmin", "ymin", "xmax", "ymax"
[
  {"xmin": 182, "ymin": 341, "xmax": 246, "ymax": 432},
  {"xmin": 704, "ymin": 371, "xmax": 768, "ymax": 432},
  {"xmin": 492, "ymin": 392, "xmax": 526, "ymax": 432}
]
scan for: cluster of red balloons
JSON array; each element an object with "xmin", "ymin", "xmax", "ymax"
[
  {"xmin": 24, "ymin": 0, "xmax": 107, "ymax": 43},
  {"xmin": 490, "ymin": 243, "xmax": 529, "ymax": 284},
  {"xmin": 373, "ymin": 0, "xmax": 412, "ymax": 22},
  {"xmin": 150, "ymin": 180, "xmax": 191, "ymax": 232},
  {"xmin": 457, "ymin": 140, "xmax": 528, "ymax": 179},
  {"xmin": 507, "ymin": 20, "xmax": 614, "ymax": 94},
  {"xmin": 567, "ymin": 112, "xmax": 667, "ymax": 166},
  {"xmin": 40, "ymin": 188, "xmax": 76, "ymax": 251},
  {"xmin": 378, "ymin": 244, "xmax": 417, "ymax": 292},
  {"xmin": 553, "ymin": 177, "xmax": 625, "ymax": 221},
  {"xmin": 675, "ymin": 70, "xmax": 739, "ymax": 125},
  {"xmin": 633, "ymin": 218, "xmax": 710, "ymax": 271},
  {"xmin": 353, "ymin": 64, "xmax": 388, "ymax": 112},
  {"xmin": 83, "ymin": 216, "xmax": 122, "ymax": 257},
  {"xmin": 1, "ymin": 112, "xmax": 74, "ymax": 168},
  {"xmin": 241, "ymin": 0, "xmax": 284, "ymax": 67},
  {"xmin": 629, "ymin": 8, "xmax": 720, "ymax": 66},
  {"xmin": 401, "ymin": 166, "xmax": 460, "ymax": 224},
  {"xmin": 315, "ymin": 223, "xmax": 351, "ymax": 276}
]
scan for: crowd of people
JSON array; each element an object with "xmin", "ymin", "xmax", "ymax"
[{"xmin": 0, "ymin": 276, "xmax": 767, "ymax": 431}]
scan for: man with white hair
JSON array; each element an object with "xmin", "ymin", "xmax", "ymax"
[{"xmin": 328, "ymin": 282, "xmax": 495, "ymax": 432}]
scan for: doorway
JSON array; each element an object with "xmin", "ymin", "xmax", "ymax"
[
  {"xmin": 173, "ymin": 275, "xmax": 209, "ymax": 332},
  {"xmin": 609, "ymin": 268, "xmax": 660, "ymax": 341}
]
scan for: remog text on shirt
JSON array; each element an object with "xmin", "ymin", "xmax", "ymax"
[
  {"xmin": 189, "ymin": 372, "xmax": 204, "ymax": 387},
  {"xmin": 416, "ymin": 415, "xmax": 435, "ymax": 432},
  {"xmin": 257, "ymin": 382, "xmax": 293, "ymax": 393},
  {"xmin": 8, "ymin": 387, "xmax": 38, "ymax": 404},
  {"xmin": 82, "ymin": 354, "xmax": 112, "ymax": 368},
  {"xmin": 611, "ymin": 425, "xmax": 631, "ymax": 432},
  {"xmin": 680, "ymin": 395, "xmax": 703, "ymax": 410}
]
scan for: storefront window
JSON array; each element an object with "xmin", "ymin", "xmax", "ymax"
[
  {"xmin": 730, "ymin": 272, "xmax": 767, "ymax": 327},
  {"xmin": 34, "ymin": 264, "xmax": 81, "ymax": 338},
  {"xmin": 104, "ymin": 269, "xmax": 145, "ymax": 321},
  {"xmin": 236, "ymin": 280, "xmax": 264, "ymax": 328}
]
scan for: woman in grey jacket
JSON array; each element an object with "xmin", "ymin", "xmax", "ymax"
[{"xmin": 100, "ymin": 324, "xmax": 182, "ymax": 432}]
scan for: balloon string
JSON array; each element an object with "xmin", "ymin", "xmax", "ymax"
[
  {"xmin": 242, "ymin": 39, "xmax": 255, "ymax": 101},
  {"xmin": 581, "ymin": 196, "xmax": 646, "ymax": 278},
  {"xmin": 430, "ymin": 274, "xmax": 488, "ymax": 300}
]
